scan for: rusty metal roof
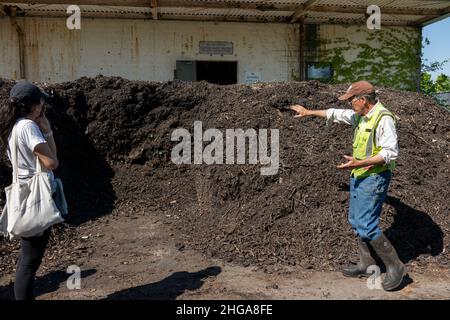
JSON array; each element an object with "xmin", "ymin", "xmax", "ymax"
[{"xmin": 1, "ymin": 0, "xmax": 449, "ymax": 26}]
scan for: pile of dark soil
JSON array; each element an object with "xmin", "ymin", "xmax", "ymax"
[{"xmin": 1, "ymin": 76, "xmax": 449, "ymax": 274}]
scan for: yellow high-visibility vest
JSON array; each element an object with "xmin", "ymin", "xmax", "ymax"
[{"xmin": 351, "ymin": 103, "xmax": 396, "ymax": 179}]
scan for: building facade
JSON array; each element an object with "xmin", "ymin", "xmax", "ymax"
[{"xmin": 1, "ymin": 1, "xmax": 449, "ymax": 91}]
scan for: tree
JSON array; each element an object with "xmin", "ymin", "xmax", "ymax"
[
  {"xmin": 420, "ymin": 37, "xmax": 449, "ymax": 94},
  {"xmin": 421, "ymin": 72, "xmax": 435, "ymax": 94},
  {"xmin": 434, "ymin": 74, "xmax": 450, "ymax": 93},
  {"xmin": 421, "ymin": 73, "xmax": 450, "ymax": 94}
]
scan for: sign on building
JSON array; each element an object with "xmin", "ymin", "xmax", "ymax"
[
  {"xmin": 199, "ymin": 41, "xmax": 233, "ymax": 55},
  {"xmin": 245, "ymin": 71, "xmax": 261, "ymax": 84}
]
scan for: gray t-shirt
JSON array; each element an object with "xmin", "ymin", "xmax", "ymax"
[{"xmin": 7, "ymin": 118, "xmax": 53, "ymax": 180}]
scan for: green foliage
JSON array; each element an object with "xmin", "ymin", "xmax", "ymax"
[
  {"xmin": 421, "ymin": 37, "xmax": 449, "ymax": 75},
  {"xmin": 422, "ymin": 73, "xmax": 450, "ymax": 94},
  {"xmin": 420, "ymin": 37, "xmax": 450, "ymax": 95},
  {"xmin": 317, "ymin": 27, "xmax": 422, "ymax": 91},
  {"xmin": 420, "ymin": 72, "xmax": 450, "ymax": 109},
  {"xmin": 435, "ymin": 74, "xmax": 450, "ymax": 93},
  {"xmin": 421, "ymin": 72, "xmax": 435, "ymax": 94},
  {"xmin": 307, "ymin": 27, "xmax": 449, "ymax": 95}
]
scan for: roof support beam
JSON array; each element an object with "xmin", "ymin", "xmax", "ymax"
[
  {"xmin": 291, "ymin": 0, "xmax": 318, "ymax": 23},
  {"xmin": 151, "ymin": 0, "xmax": 158, "ymax": 20},
  {"xmin": 305, "ymin": 18, "xmax": 419, "ymax": 27},
  {"xmin": 413, "ymin": 15, "xmax": 442, "ymax": 26},
  {"xmin": 0, "ymin": 0, "xmax": 292, "ymax": 10},
  {"xmin": 7, "ymin": 11, "xmax": 419, "ymax": 26},
  {"xmin": 309, "ymin": 4, "xmax": 443, "ymax": 16},
  {"xmin": 2, "ymin": 0, "xmax": 449, "ymax": 26},
  {"xmin": 421, "ymin": 5, "xmax": 450, "ymax": 26},
  {"xmin": 2, "ymin": 0, "xmax": 448, "ymax": 17},
  {"xmin": 2, "ymin": 0, "xmax": 150, "ymax": 6},
  {"xmin": 158, "ymin": 15, "xmax": 420, "ymax": 26},
  {"xmin": 0, "ymin": 4, "xmax": 6, "ymax": 17}
]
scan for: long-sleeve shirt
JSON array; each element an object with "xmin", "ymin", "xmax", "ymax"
[{"xmin": 326, "ymin": 102, "xmax": 399, "ymax": 164}]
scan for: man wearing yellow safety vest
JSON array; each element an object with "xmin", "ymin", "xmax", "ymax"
[{"xmin": 290, "ymin": 81, "xmax": 406, "ymax": 291}]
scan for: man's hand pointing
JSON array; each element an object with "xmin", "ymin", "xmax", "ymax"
[{"xmin": 290, "ymin": 105, "xmax": 310, "ymax": 118}]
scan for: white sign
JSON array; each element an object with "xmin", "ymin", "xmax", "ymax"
[
  {"xmin": 245, "ymin": 71, "xmax": 261, "ymax": 84},
  {"xmin": 199, "ymin": 41, "xmax": 233, "ymax": 55}
]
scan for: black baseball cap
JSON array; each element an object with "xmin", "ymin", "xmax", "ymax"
[{"xmin": 10, "ymin": 81, "xmax": 49, "ymax": 106}]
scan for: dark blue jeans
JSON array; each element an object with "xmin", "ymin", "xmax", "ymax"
[{"xmin": 349, "ymin": 171, "xmax": 391, "ymax": 241}]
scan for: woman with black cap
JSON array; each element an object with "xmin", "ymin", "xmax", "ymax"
[{"xmin": 0, "ymin": 81, "xmax": 59, "ymax": 300}]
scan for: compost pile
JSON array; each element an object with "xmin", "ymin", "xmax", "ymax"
[{"xmin": 0, "ymin": 76, "xmax": 449, "ymax": 273}]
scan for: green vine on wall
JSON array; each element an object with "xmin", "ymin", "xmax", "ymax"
[{"xmin": 316, "ymin": 27, "xmax": 421, "ymax": 91}]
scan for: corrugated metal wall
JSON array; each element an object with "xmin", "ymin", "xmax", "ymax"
[
  {"xmin": 0, "ymin": 17, "xmax": 300, "ymax": 83},
  {"xmin": 0, "ymin": 16, "xmax": 421, "ymax": 88}
]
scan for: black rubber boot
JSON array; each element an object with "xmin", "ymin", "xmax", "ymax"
[
  {"xmin": 342, "ymin": 237, "xmax": 376, "ymax": 278},
  {"xmin": 370, "ymin": 233, "xmax": 406, "ymax": 291}
]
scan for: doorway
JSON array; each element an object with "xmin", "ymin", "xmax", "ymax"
[
  {"xmin": 196, "ymin": 61, "xmax": 237, "ymax": 85},
  {"xmin": 175, "ymin": 60, "xmax": 238, "ymax": 85}
]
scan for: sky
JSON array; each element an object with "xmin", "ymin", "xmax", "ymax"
[{"xmin": 422, "ymin": 17, "xmax": 450, "ymax": 79}]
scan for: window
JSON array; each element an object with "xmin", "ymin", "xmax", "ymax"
[{"xmin": 306, "ymin": 63, "xmax": 333, "ymax": 82}]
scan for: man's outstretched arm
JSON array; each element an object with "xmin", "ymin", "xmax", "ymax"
[
  {"xmin": 290, "ymin": 105, "xmax": 327, "ymax": 118},
  {"xmin": 290, "ymin": 104, "xmax": 356, "ymax": 126}
]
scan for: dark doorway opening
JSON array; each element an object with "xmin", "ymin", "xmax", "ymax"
[
  {"xmin": 175, "ymin": 60, "xmax": 237, "ymax": 85},
  {"xmin": 196, "ymin": 61, "xmax": 237, "ymax": 85}
]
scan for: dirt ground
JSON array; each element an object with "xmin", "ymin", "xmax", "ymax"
[
  {"xmin": 1, "ymin": 206, "xmax": 449, "ymax": 300},
  {"xmin": 1, "ymin": 77, "xmax": 449, "ymax": 299}
]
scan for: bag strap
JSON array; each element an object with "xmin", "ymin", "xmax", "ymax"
[
  {"xmin": 11, "ymin": 122, "xmax": 43, "ymax": 183},
  {"xmin": 35, "ymin": 152, "xmax": 42, "ymax": 173},
  {"xmin": 11, "ymin": 125, "xmax": 19, "ymax": 183}
]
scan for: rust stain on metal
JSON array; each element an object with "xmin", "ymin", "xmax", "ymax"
[
  {"xmin": 200, "ymin": 28, "xmax": 208, "ymax": 41},
  {"xmin": 135, "ymin": 36, "xmax": 139, "ymax": 57},
  {"xmin": 183, "ymin": 34, "xmax": 194, "ymax": 51},
  {"xmin": 28, "ymin": 37, "xmax": 40, "ymax": 81},
  {"xmin": 8, "ymin": 7, "xmax": 26, "ymax": 79}
]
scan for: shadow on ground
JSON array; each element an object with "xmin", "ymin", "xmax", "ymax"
[
  {"xmin": 336, "ymin": 184, "xmax": 444, "ymax": 264},
  {"xmin": 384, "ymin": 196, "xmax": 444, "ymax": 264},
  {"xmin": 105, "ymin": 266, "xmax": 221, "ymax": 300},
  {"xmin": 0, "ymin": 268, "xmax": 96, "ymax": 300}
]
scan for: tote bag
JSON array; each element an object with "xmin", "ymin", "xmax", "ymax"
[{"xmin": 0, "ymin": 124, "xmax": 65, "ymax": 239}]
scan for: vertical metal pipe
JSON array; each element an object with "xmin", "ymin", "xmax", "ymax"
[
  {"xmin": 298, "ymin": 17, "xmax": 305, "ymax": 81},
  {"xmin": 417, "ymin": 27, "xmax": 423, "ymax": 92},
  {"xmin": 9, "ymin": 6, "xmax": 26, "ymax": 79}
]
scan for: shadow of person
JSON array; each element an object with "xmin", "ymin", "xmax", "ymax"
[
  {"xmin": 46, "ymin": 93, "xmax": 117, "ymax": 226},
  {"xmin": 383, "ymin": 196, "xmax": 444, "ymax": 264},
  {"xmin": 104, "ymin": 266, "xmax": 222, "ymax": 300},
  {"xmin": 0, "ymin": 268, "xmax": 96, "ymax": 300}
]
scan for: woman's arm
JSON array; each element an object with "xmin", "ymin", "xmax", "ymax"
[
  {"xmin": 34, "ymin": 114, "xmax": 59, "ymax": 170},
  {"xmin": 34, "ymin": 143, "xmax": 58, "ymax": 170}
]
